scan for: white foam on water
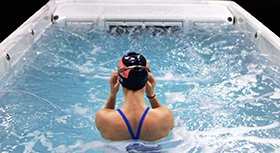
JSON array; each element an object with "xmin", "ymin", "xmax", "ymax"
[
  {"xmin": 23, "ymin": 139, "xmax": 37, "ymax": 153},
  {"xmin": 22, "ymin": 122, "xmax": 280, "ymax": 153},
  {"xmin": 91, "ymin": 46, "xmax": 103, "ymax": 55},
  {"xmin": 39, "ymin": 133, "xmax": 54, "ymax": 152},
  {"xmin": 19, "ymin": 130, "xmax": 106, "ymax": 153},
  {"xmin": 72, "ymin": 104, "xmax": 91, "ymax": 115},
  {"xmin": 71, "ymin": 104, "xmax": 96, "ymax": 121},
  {"xmin": 92, "ymin": 74, "xmax": 110, "ymax": 80},
  {"xmin": 52, "ymin": 140, "xmax": 129, "ymax": 153},
  {"xmin": 79, "ymin": 66, "xmax": 113, "ymax": 78},
  {"xmin": 199, "ymin": 98, "xmax": 226, "ymax": 114},
  {"xmin": 21, "ymin": 131, "xmax": 52, "ymax": 153},
  {"xmin": 157, "ymin": 70, "xmax": 176, "ymax": 81},
  {"xmin": 98, "ymin": 58, "xmax": 120, "ymax": 67},
  {"xmin": 77, "ymin": 140, "xmax": 128, "ymax": 153},
  {"xmin": 229, "ymin": 74, "xmax": 257, "ymax": 91},
  {"xmin": 192, "ymin": 71, "xmax": 260, "ymax": 103},
  {"xmin": 156, "ymin": 70, "xmax": 213, "ymax": 84},
  {"xmin": 79, "ymin": 60, "xmax": 94, "ymax": 74},
  {"xmin": 55, "ymin": 115, "xmax": 71, "ymax": 124},
  {"xmin": 88, "ymin": 92, "xmax": 105, "ymax": 103},
  {"xmin": 164, "ymin": 92, "xmax": 186, "ymax": 104},
  {"xmin": 270, "ymin": 88, "xmax": 280, "ymax": 99},
  {"xmin": 53, "ymin": 141, "xmax": 87, "ymax": 153},
  {"xmin": 170, "ymin": 120, "xmax": 280, "ymax": 153}
]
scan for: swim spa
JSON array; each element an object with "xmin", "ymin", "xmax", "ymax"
[{"xmin": 1, "ymin": 0, "xmax": 280, "ymax": 152}]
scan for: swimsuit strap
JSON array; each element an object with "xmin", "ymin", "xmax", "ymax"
[
  {"xmin": 117, "ymin": 107, "xmax": 150, "ymax": 140},
  {"xmin": 135, "ymin": 107, "xmax": 150, "ymax": 139},
  {"xmin": 117, "ymin": 108, "xmax": 135, "ymax": 139}
]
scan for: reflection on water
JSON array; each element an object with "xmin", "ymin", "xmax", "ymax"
[{"xmin": 1, "ymin": 23, "xmax": 280, "ymax": 152}]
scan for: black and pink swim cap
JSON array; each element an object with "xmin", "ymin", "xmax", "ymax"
[{"xmin": 118, "ymin": 52, "xmax": 150, "ymax": 91}]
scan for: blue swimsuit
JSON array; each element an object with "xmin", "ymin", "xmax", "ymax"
[{"xmin": 117, "ymin": 107, "xmax": 150, "ymax": 140}]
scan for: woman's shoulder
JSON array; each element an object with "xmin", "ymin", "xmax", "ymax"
[
  {"xmin": 95, "ymin": 109, "xmax": 122, "ymax": 127},
  {"xmin": 149, "ymin": 106, "xmax": 173, "ymax": 117},
  {"xmin": 147, "ymin": 107, "xmax": 174, "ymax": 129}
]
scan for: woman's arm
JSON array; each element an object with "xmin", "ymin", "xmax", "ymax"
[
  {"xmin": 145, "ymin": 73, "xmax": 163, "ymax": 108},
  {"xmin": 146, "ymin": 72, "xmax": 174, "ymax": 129},
  {"xmin": 147, "ymin": 96, "xmax": 162, "ymax": 108},
  {"xmin": 104, "ymin": 72, "xmax": 120, "ymax": 109}
]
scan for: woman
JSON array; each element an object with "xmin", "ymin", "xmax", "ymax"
[{"xmin": 95, "ymin": 52, "xmax": 174, "ymax": 141}]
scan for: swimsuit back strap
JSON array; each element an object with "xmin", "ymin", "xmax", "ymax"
[
  {"xmin": 135, "ymin": 107, "xmax": 150, "ymax": 139},
  {"xmin": 117, "ymin": 107, "xmax": 150, "ymax": 140},
  {"xmin": 117, "ymin": 109, "xmax": 135, "ymax": 139}
]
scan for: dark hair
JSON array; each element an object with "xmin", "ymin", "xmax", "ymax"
[{"xmin": 118, "ymin": 52, "xmax": 148, "ymax": 91}]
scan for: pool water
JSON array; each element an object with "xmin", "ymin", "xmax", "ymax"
[{"xmin": 1, "ymin": 22, "xmax": 280, "ymax": 153}]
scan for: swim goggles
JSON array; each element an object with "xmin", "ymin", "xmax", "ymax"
[{"xmin": 118, "ymin": 59, "xmax": 150, "ymax": 78}]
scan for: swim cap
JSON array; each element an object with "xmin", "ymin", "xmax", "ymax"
[{"xmin": 118, "ymin": 52, "xmax": 150, "ymax": 91}]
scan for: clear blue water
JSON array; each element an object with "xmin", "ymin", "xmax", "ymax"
[{"xmin": 1, "ymin": 23, "xmax": 280, "ymax": 153}]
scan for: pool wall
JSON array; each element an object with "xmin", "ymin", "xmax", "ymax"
[{"xmin": 1, "ymin": 0, "xmax": 280, "ymax": 78}]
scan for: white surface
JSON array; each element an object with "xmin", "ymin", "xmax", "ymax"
[{"xmin": 53, "ymin": 3, "xmax": 234, "ymax": 27}]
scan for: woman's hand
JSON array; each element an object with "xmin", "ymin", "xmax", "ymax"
[
  {"xmin": 103, "ymin": 72, "xmax": 120, "ymax": 109},
  {"xmin": 145, "ymin": 72, "xmax": 156, "ymax": 97},
  {"xmin": 109, "ymin": 72, "xmax": 120, "ymax": 96}
]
